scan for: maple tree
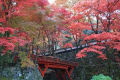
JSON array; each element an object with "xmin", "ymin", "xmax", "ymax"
[
  {"xmin": 0, "ymin": 0, "xmax": 72, "ymax": 57},
  {"xmin": 62, "ymin": 0, "xmax": 120, "ymax": 61},
  {"xmin": 7, "ymin": 1, "xmax": 68, "ymax": 56},
  {"xmin": 0, "ymin": 0, "xmax": 31, "ymax": 55},
  {"xmin": 0, "ymin": 0, "xmax": 52, "ymax": 53},
  {"xmin": 0, "ymin": 0, "xmax": 34, "ymax": 68},
  {"xmin": 0, "ymin": 0, "xmax": 51, "ymax": 67}
]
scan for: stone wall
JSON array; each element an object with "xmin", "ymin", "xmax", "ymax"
[{"xmin": 0, "ymin": 64, "xmax": 43, "ymax": 80}]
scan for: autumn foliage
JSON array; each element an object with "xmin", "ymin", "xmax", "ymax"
[
  {"xmin": 0, "ymin": 26, "xmax": 30, "ymax": 55},
  {"xmin": 0, "ymin": 0, "xmax": 120, "ymax": 62},
  {"xmin": 0, "ymin": 0, "xmax": 51, "ymax": 56},
  {"xmin": 62, "ymin": 0, "xmax": 120, "ymax": 61}
]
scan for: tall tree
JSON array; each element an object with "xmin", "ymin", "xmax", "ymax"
[{"xmin": 63, "ymin": 0, "xmax": 120, "ymax": 61}]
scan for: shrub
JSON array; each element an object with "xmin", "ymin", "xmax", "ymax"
[{"xmin": 91, "ymin": 74, "xmax": 112, "ymax": 80}]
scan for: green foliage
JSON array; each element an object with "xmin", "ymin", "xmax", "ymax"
[
  {"xmin": 0, "ymin": 76, "xmax": 12, "ymax": 80},
  {"xmin": 116, "ymin": 77, "xmax": 120, "ymax": 80},
  {"xmin": 0, "ymin": 52, "xmax": 14, "ymax": 66},
  {"xmin": 18, "ymin": 51, "xmax": 35, "ymax": 68},
  {"xmin": 91, "ymin": 74, "xmax": 112, "ymax": 80},
  {"xmin": 8, "ymin": 16, "xmax": 23, "ymax": 28}
]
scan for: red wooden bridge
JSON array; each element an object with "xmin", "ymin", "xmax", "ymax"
[
  {"xmin": 14, "ymin": 54, "xmax": 78, "ymax": 80},
  {"xmin": 32, "ymin": 55, "xmax": 78, "ymax": 80}
]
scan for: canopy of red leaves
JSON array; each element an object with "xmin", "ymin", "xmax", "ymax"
[
  {"xmin": 63, "ymin": 0, "xmax": 120, "ymax": 61},
  {"xmin": 0, "ymin": 26, "xmax": 30, "ymax": 55}
]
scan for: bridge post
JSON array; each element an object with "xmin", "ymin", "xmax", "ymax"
[
  {"xmin": 62, "ymin": 71, "xmax": 67, "ymax": 80},
  {"xmin": 38, "ymin": 64, "xmax": 48, "ymax": 77},
  {"xmin": 65, "ymin": 68, "xmax": 73, "ymax": 80}
]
